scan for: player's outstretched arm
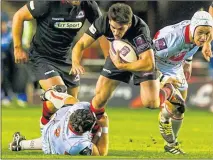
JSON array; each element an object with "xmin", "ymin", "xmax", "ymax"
[{"xmin": 70, "ymin": 34, "xmax": 96, "ymax": 75}]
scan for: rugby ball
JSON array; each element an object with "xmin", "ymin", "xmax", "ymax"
[{"xmin": 109, "ymin": 40, "xmax": 137, "ymax": 63}]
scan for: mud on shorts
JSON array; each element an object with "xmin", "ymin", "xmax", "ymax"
[
  {"xmin": 29, "ymin": 51, "xmax": 80, "ymax": 88},
  {"xmin": 101, "ymin": 56, "xmax": 158, "ymax": 85}
]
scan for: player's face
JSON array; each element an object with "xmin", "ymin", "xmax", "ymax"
[
  {"xmin": 193, "ymin": 26, "xmax": 212, "ymax": 46},
  {"xmin": 66, "ymin": 0, "xmax": 80, "ymax": 6},
  {"xmin": 109, "ymin": 20, "xmax": 131, "ymax": 40}
]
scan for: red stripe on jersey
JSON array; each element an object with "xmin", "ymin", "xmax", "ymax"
[
  {"xmin": 153, "ymin": 31, "xmax": 160, "ymax": 40},
  {"xmin": 50, "ymin": 91, "xmax": 63, "ymax": 100},
  {"xmin": 184, "ymin": 25, "xmax": 190, "ymax": 44}
]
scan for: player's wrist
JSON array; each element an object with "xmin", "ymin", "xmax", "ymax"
[
  {"xmin": 101, "ymin": 127, "xmax": 108, "ymax": 134},
  {"xmin": 72, "ymin": 60, "xmax": 81, "ymax": 65},
  {"xmin": 14, "ymin": 45, "xmax": 22, "ymax": 50}
]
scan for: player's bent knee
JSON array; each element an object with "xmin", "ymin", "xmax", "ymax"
[{"xmin": 177, "ymin": 105, "xmax": 185, "ymax": 113}]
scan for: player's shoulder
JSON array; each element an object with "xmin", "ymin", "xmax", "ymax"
[
  {"xmin": 96, "ymin": 14, "xmax": 108, "ymax": 22},
  {"xmin": 156, "ymin": 20, "xmax": 190, "ymax": 40},
  {"xmin": 94, "ymin": 14, "xmax": 109, "ymax": 29},
  {"xmin": 131, "ymin": 15, "xmax": 150, "ymax": 34}
]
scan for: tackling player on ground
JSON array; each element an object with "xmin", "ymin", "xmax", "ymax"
[
  {"xmin": 9, "ymin": 85, "xmax": 109, "ymax": 156},
  {"xmin": 153, "ymin": 11, "xmax": 213, "ymax": 154}
]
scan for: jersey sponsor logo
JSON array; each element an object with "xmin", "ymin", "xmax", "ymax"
[
  {"xmin": 76, "ymin": 11, "xmax": 85, "ymax": 19},
  {"xmin": 54, "ymin": 22, "xmax": 82, "ymax": 29},
  {"xmin": 44, "ymin": 70, "xmax": 55, "ymax": 75},
  {"xmin": 89, "ymin": 24, "xmax": 97, "ymax": 34},
  {"xmin": 169, "ymin": 51, "xmax": 187, "ymax": 61},
  {"xmin": 30, "ymin": 1, "xmax": 35, "ymax": 10},
  {"xmin": 154, "ymin": 38, "xmax": 167, "ymax": 51},
  {"xmin": 133, "ymin": 34, "xmax": 150, "ymax": 53},
  {"xmin": 102, "ymin": 68, "xmax": 111, "ymax": 74}
]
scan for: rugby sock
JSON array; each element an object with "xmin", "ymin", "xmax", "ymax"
[
  {"xmin": 160, "ymin": 104, "xmax": 173, "ymax": 122},
  {"xmin": 90, "ymin": 102, "xmax": 105, "ymax": 120},
  {"xmin": 171, "ymin": 117, "xmax": 183, "ymax": 141},
  {"xmin": 41, "ymin": 101, "xmax": 54, "ymax": 125},
  {"xmin": 20, "ymin": 138, "xmax": 42, "ymax": 150}
]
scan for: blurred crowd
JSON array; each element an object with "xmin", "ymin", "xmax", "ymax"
[{"xmin": 1, "ymin": 1, "xmax": 213, "ymax": 107}]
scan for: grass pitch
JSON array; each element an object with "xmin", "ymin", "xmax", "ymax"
[{"xmin": 1, "ymin": 105, "xmax": 213, "ymax": 159}]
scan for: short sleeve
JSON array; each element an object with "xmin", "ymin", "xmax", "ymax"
[
  {"xmin": 85, "ymin": 16, "xmax": 105, "ymax": 40},
  {"xmin": 132, "ymin": 26, "xmax": 154, "ymax": 54},
  {"xmin": 26, "ymin": 1, "xmax": 50, "ymax": 19}
]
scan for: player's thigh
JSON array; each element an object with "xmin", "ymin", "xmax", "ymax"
[
  {"xmin": 95, "ymin": 75, "xmax": 120, "ymax": 98},
  {"xmin": 39, "ymin": 76, "xmax": 65, "ymax": 91},
  {"xmin": 140, "ymin": 79, "xmax": 160, "ymax": 107}
]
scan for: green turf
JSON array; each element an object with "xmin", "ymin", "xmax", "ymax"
[{"xmin": 1, "ymin": 105, "xmax": 213, "ymax": 159}]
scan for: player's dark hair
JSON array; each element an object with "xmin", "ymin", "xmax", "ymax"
[
  {"xmin": 69, "ymin": 109, "xmax": 96, "ymax": 133},
  {"xmin": 108, "ymin": 3, "xmax": 133, "ymax": 24}
]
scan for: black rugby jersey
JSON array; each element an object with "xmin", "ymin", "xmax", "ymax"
[
  {"xmin": 27, "ymin": 0, "xmax": 101, "ymax": 60},
  {"xmin": 86, "ymin": 14, "xmax": 154, "ymax": 55}
]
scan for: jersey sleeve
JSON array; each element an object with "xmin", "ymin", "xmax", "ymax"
[
  {"xmin": 26, "ymin": 1, "xmax": 50, "ymax": 19},
  {"xmin": 84, "ymin": 1, "xmax": 102, "ymax": 24},
  {"xmin": 153, "ymin": 31, "xmax": 182, "ymax": 58},
  {"xmin": 132, "ymin": 26, "xmax": 154, "ymax": 55},
  {"xmin": 68, "ymin": 140, "xmax": 93, "ymax": 155},
  {"xmin": 85, "ymin": 16, "xmax": 105, "ymax": 40}
]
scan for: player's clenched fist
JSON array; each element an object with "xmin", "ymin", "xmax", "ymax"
[{"xmin": 14, "ymin": 47, "xmax": 29, "ymax": 63}]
